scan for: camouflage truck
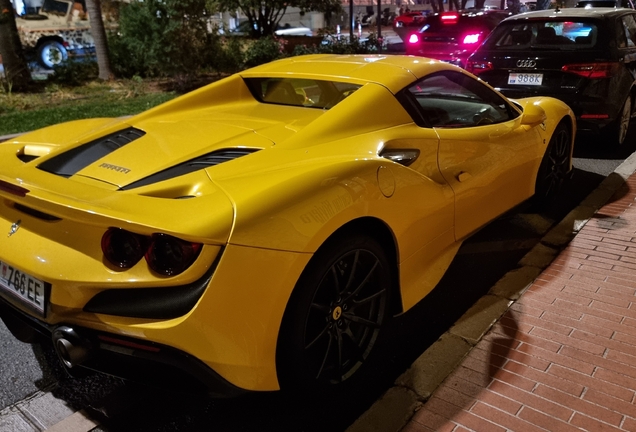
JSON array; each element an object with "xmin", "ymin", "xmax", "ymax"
[{"xmin": 17, "ymin": 0, "xmax": 94, "ymax": 68}]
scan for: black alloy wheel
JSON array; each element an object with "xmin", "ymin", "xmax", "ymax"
[
  {"xmin": 277, "ymin": 234, "xmax": 391, "ymax": 390},
  {"xmin": 533, "ymin": 122, "xmax": 571, "ymax": 208}
]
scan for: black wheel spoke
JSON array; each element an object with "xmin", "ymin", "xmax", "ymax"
[
  {"xmin": 315, "ymin": 330, "xmax": 334, "ymax": 379},
  {"xmin": 352, "ymin": 288, "xmax": 387, "ymax": 307},
  {"xmin": 304, "ymin": 322, "xmax": 330, "ymax": 350},
  {"xmin": 343, "ymin": 259, "xmax": 380, "ymax": 303},
  {"xmin": 310, "ymin": 301, "xmax": 330, "ymax": 314},
  {"xmin": 343, "ymin": 312, "xmax": 381, "ymax": 329}
]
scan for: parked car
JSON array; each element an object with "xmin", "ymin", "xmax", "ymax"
[
  {"xmin": 466, "ymin": 8, "xmax": 636, "ymax": 145},
  {"xmin": 0, "ymin": 54, "xmax": 574, "ymax": 395},
  {"xmin": 221, "ymin": 20, "xmax": 312, "ymax": 37},
  {"xmin": 16, "ymin": 0, "xmax": 93, "ymax": 69},
  {"xmin": 404, "ymin": 10, "xmax": 511, "ymax": 68},
  {"xmin": 576, "ymin": 0, "xmax": 635, "ymax": 8}
]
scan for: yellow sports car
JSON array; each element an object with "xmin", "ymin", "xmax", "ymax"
[{"xmin": 0, "ymin": 55, "xmax": 574, "ymax": 396}]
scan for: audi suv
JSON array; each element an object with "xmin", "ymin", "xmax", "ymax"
[{"xmin": 466, "ymin": 8, "xmax": 636, "ymax": 145}]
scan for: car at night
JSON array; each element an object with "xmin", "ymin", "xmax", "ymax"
[
  {"xmin": 393, "ymin": 10, "xmax": 430, "ymax": 38},
  {"xmin": 0, "ymin": 54, "xmax": 574, "ymax": 396},
  {"xmin": 467, "ymin": 8, "xmax": 636, "ymax": 145},
  {"xmin": 404, "ymin": 10, "xmax": 511, "ymax": 68}
]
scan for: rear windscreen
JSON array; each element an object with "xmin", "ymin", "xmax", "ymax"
[
  {"xmin": 484, "ymin": 21, "xmax": 599, "ymax": 49},
  {"xmin": 244, "ymin": 78, "xmax": 361, "ymax": 109}
]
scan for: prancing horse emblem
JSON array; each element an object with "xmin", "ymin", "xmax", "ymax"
[{"xmin": 8, "ymin": 220, "xmax": 21, "ymax": 237}]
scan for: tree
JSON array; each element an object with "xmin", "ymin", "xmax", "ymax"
[
  {"xmin": 0, "ymin": 0, "xmax": 33, "ymax": 90},
  {"xmin": 85, "ymin": 0, "xmax": 113, "ymax": 80},
  {"xmin": 209, "ymin": 0, "xmax": 342, "ymax": 37}
]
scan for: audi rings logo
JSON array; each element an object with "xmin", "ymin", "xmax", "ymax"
[{"xmin": 516, "ymin": 59, "xmax": 536, "ymax": 68}]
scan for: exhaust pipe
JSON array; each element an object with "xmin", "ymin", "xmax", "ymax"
[{"xmin": 52, "ymin": 326, "xmax": 91, "ymax": 368}]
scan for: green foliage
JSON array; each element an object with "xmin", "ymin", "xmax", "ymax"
[
  {"xmin": 291, "ymin": 32, "xmax": 381, "ymax": 55},
  {"xmin": 108, "ymin": 0, "xmax": 211, "ymax": 78},
  {"xmin": 209, "ymin": 37, "xmax": 246, "ymax": 74},
  {"xmin": 244, "ymin": 36, "xmax": 287, "ymax": 68},
  {"xmin": 47, "ymin": 60, "xmax": 99, "ymax": 86}
]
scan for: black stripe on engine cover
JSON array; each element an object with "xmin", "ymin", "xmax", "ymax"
[{"xmin": 38, "ymin": 127, "xmax": 146, "ymax": 177}]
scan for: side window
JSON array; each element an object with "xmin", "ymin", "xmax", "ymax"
[
  {"xmin": 404, "ymin": 71, "xmax": 518, "ymax": 128},
  {"xmin": 621, "ymin": 15, "xmax": 636, "ymax": 48}
]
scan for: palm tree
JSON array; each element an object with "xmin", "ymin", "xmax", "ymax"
[
  {"xmin": 0, "ymin": 0, "xmax": 33, "ymax": 90},
  {"xmin": 85, "ymin": 0, "xmax": 113, "ymax": 80}
]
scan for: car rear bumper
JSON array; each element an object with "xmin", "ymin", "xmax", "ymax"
[{"xmin": 0, "ymin": 295, "xmax": 246, "ymax": 398}]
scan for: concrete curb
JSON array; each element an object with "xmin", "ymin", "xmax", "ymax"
[{"xmin": 347, "ymin": 150, "xmax": 636, "ymax": 432}]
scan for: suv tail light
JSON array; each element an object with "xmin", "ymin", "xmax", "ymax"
[
  {"xmin": 408, "ymin": 33, "xmax": 420, "ymax": 44},
  {"xmin": 102, "ymin": 228, "xmax": 202, "ymax": 276},
  {"xmin": 462, "ymin": 33, "xmax": 481, "ymax": 45},
  {"xmin": 561, "ymin": 62, "xmax": 619, "ymax": 79},
  {"xmin": 466, "ymin": 60, "xmax": 493, "ymax": 75}
]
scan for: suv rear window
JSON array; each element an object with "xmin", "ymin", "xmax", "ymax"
[
  {"xmin": 416, "ymin": 12, "xmax": 507, "ymax": 41},
  {"xmin": 484, "ymin": 21, "xmax": 599, "ymax": 49}
]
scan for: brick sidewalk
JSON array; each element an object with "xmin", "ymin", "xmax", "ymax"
[{"xmin": 403, "ymin": 174, "xmax": 636, "ymax": 431}]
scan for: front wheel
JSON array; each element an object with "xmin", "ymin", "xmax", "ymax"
[
  {"xmin": 533, "ymin": 122, "xmax": 571, "ymax": 209},
  {"xmin": 276, "ymin": 234, "xmax": 391, "ymax": 391},
  {"xmin": 37, "ymin": 40, "xmax": 68, "ymax": 69}
]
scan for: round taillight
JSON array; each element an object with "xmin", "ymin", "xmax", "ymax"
[
  {"xmin": 408, "ymin": 33, "xmax": 420, "ymax": 44},
  {"xmin": 101, "ymin": 228, "xmax": 147, "ymax": 269},
  {"xmin": 145, "ymin": 234, "xmax": 202, "ymax": 276}
]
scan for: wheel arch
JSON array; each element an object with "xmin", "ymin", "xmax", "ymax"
[{"xmin": 36, "ymin": 35, "xmax": 66, "ymax": 49}]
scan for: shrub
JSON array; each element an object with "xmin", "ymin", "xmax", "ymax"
[
  {"xmin": 48, "ymin": 60, "xmax": 99, "ymax": 86},
  {"xmin": 108, "ymin": 0, "xmax": 210, "ymax": 78},
  {"xmin": 243, "ymin": 36, "xmax": 288, "ymax": 68}
]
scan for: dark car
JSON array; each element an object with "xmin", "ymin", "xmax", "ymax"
[
  {"xmin": 576, "ymin": 0, "xmax": 635, "ymax": 8},
  {"xmin": 404, "ymin": 10, "xmax": 511, "ymax": 68},
  {"xmin": 466, "ymin": 8, "xmax": 636, "ymax": 145}
]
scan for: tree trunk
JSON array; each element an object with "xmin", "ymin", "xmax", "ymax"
[
  {"xmin": 0, "ymin": 0, "xmax": 33, "ymax": 91},
  {"xmin": 85, "ymin": 0, "xmax": 113, "ymax": 80}
]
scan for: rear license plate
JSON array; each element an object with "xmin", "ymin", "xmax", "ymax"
[
  {"xmin": 0, "ymin": 261, "xmax": 48, "ymax": 317},
  {"xmin": 508, "ymin": 73, "xmax": 543, "ymax": 85}
]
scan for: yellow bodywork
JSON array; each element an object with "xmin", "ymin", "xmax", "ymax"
[{"xmin": 0, "ymin": 55, "xmax": 575, "ymax": 391}]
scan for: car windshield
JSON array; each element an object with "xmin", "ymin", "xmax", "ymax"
[
  {"xmin": 484, "ymin": 20, "xmax": 599, "ymax": 49},
  {"xmin": 244, "ymin": 78, "xmax": 362, "ymax": 109},
  {"xmin": 41, "ymin": 0, "xmax": 69, "ymax": 15}
]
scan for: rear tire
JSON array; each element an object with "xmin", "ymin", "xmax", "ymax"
[
  {"xmin": 276, "ymin": 233, "xmax": 391, "ymax": 391},
  {"xmin": 533, "ymin": 122, "xmax": 571, "ymax": 209},
  {"xmin": 605, "ymin": 95, "xmax": 632, "ymax": 146}
]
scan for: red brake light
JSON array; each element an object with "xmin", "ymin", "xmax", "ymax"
[
  {"xmin": 102, "ymin": 228, "xmax": 202, "ymax": 275},
  {"xmin": 561, "ymin": 62, "xmax": 619, "ymax": 79},
  {"xmin": 408, "ymin": 33, "xmax": 420, "ymax": 44},
  {"xmin": 466, "ymin": 60, "xmax": 493, "ymax": 75},
  {"xmin": 101, "ymin": 228, "xmax": 147, "ymax": 269},
  {"xmin": 462, "ymin": 33, "xmax": 481, "ymax": 45},
  {"xmin": 441, "ymin": 12, "xmax": 459, "ymax": 23},
  {"xmin": 145, "ymin": 233, "xmax": 202, "ymax": 276}
]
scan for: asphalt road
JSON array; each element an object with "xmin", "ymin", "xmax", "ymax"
[{"xmin": 0, "ymin": 128, "xmax": 633, "ymax": 431}]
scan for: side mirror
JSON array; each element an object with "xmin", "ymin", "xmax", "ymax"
[{"xmin": 520, "ymin": 102, "xmax": 547, "ymax": 126}]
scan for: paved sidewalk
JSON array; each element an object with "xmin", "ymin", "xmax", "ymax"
[{"xmin": 350, "ymin": 153, "xmax": 636, "ymax": 432}]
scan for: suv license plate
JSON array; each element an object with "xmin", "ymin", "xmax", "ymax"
[
  {"xmin": 508, "ymin": 73, "xmax": 543, "ymax": 85},
  {"xmin": 0, "ymin": 261, "xmax": 47, "ymax": 317}
]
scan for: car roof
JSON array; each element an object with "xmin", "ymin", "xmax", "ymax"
[
  {"xmin": 503, "ymin": 6, "xmax": 631, "ymax": 20},
  {"xmin": 239, "ymin": 54, "xmax": 462, "ymax": 94}
]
